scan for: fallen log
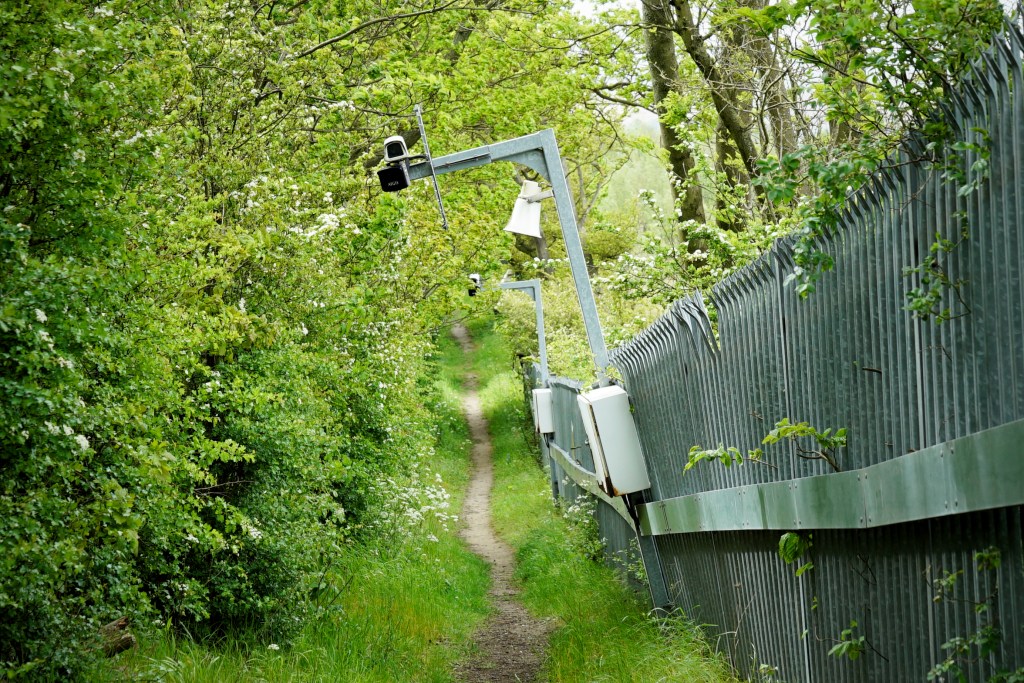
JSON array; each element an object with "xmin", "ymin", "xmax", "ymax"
[{"xmin": 99, "ymin": 616, "xmax": 136, "ymax": 657}]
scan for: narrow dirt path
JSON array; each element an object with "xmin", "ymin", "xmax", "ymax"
[{"xmin": 451, "ymin": 324, "xmax": 551, "ymax": 683}]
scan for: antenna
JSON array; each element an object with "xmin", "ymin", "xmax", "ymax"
[{"xmin": 414, "ymin": 104, "xmax": 449, "ymax": 230}]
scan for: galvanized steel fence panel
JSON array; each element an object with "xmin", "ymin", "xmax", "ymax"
[{"xmin": 537, "ymin": 25, "xmax": 1024, "ymax": 683}]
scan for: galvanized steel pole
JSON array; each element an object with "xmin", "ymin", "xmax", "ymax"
[{"xmin": 498, "ymin": 279, "xmax": 549, "ymax": 386}]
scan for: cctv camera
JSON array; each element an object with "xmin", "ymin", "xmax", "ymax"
[
  {"xmin": 378, "ymin": 136, "xmax": 413, "ymax": 192},
  {"xmin": 377, "ymin": 164, "xmax": 410, "ymax": 192},
  {"xmin": 383, "ymin": 136, "xmax": 409, "ymax": 164},
  {"xmin": 378, "ymin": 136, "xmax": 412, "ymax": 192}
]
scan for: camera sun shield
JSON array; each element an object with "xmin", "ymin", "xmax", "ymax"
[{"xmin": 383, "ymin": 135, "xmax": 409, "ymax": 164}]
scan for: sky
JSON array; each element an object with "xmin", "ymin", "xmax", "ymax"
[{"xmin": 573, "ymin": 0, "xmax": 639, "ymax": 17}]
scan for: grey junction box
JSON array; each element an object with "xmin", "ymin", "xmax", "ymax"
[
  {"xmin": 531, "ymin": 388, "xmax": 554, "ymax": 435},
  {"xmin": 576, "ymin": 385, "xmax": 650, "ymax": 497}
]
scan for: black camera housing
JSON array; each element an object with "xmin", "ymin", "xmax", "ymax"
[{"xmin": 377, "ymin": 162, "xmax": 411, "ymax": 192}]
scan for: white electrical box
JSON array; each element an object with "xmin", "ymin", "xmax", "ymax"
[
  {"xmin": 577, "ymin": 386, "xmax": 650, "ymax": 497},
  {"xmin": 532, "ymin": 388, "xmax": 554, "ymax": 434}
]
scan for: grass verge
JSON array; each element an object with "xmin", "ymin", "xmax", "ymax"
[
  {"xmin": 470, "ymin": 317, "xmax": 740, "ymax": 683},
  {"xmin": 100, "ymin": 330, "xmax": 489, "ymax": 682}
]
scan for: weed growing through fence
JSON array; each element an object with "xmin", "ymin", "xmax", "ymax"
[
  {"xmin": 828, "ymin": 620, "xmax": 868, "ymax": 662},
  {"xmin": 756, "ymin": 662, "xmax": 782, "ymax": 681},
  {"xmin": 615, "ymin": 537, "xmax": 649, "ymax": 585},
  {"xmin": 686, "ymin": 418, "xmax": 847, "ymax": 473},
  {"xmin": 927, "ymin": 546, "xmax": 1024, "ymax": 683},
  {"xmin": 903, "ymin": 228, "xmax": 972, "ymax": 323},
  {"xmin": 904, "ymin": 127, "xmax": 990, "ymax": 324},
  {"xmin": 778, "ymin": 532, "xmax": 814, "ymax": 578},
  {"xmin": 560, "ymin": 496, "xmax": 606, "ymax": 562}
]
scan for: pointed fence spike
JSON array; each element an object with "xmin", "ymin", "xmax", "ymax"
[{"xmin": 995, "ymin": 32, "xmax": 1020, "ymax": 71}]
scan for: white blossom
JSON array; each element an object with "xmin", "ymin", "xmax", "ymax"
[{"xmin": 34, "ymin": 309, "xmax": 47, "ymax": 323}]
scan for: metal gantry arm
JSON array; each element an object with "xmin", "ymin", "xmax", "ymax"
[
  {"xmin": 408, "ymin": 129, "xmax": 610, "ymax": 384},
  {"xmin": 406, "ymin": 129, "xmax": 671, "ymax": 608}
]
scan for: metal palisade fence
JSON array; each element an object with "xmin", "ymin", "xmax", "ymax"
[{"xmin": 534, "ymin": 22, "xmax": 1024, "ymax": 683}]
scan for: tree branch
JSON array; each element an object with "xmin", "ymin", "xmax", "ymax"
[
  {"xmin": 590, "ymin": 87, "xmax": 649, "ymax": 110},
  {"xmin": 296, "ymin": 0, "xmax": 468, "ymax": 58},
  {"xmin": 295, "ymin": 1, "xmax": 508, "ymax": 59}
]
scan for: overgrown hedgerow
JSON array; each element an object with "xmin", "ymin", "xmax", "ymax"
[{"xmin": 0, "ymin": 3, "xmax": 452, "ymax": 677}]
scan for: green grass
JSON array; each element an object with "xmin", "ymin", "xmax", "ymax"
[
  {"xmin": 107, "ymin": 531, "xmax": 489, "ymax": 682},
  {"xmin": 99, "ymin": 330, "xmax": 490, "ymax": 683},
  {"xmin": 97, "ymin": 318, "xmax": 738, "ymax": 682},
  {"xmin": 104, "ymin": 532, "xmax": 489, "ymax": 682},
  {"xmin": 469, "ymin": 317, "xmax": 740, "ymax": 683}
]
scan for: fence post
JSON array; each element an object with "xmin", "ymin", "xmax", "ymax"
[{"xmin": 628, "ymin": 491, "xmax": 672, "ymax": 611}]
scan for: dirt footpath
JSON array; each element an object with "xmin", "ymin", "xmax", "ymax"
[{"xmin": 451, "ymin": 325, "xmax": 551, "ymax": 683}]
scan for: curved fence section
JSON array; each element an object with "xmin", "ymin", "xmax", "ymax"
[{"xmin": 535, "ymin": 24, "xmax": 1024, "ymax": 683}]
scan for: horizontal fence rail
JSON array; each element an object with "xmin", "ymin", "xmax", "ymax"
[{"xmin": 535, "ymin": 24, "xmax": 1024, "ymax": 683}]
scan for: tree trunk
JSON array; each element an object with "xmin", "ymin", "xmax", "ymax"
[
  {"xmin": 670, "ymin": 0, "xmax": 760, "ymax": 180},
  {"xmin": 759, "ymin": 45, "xmax": 800, "ymax": 159},
  {"xmin": 715, "ymin": 118, "xmax": 745, "ymax": 233},
  {"xmin": 641, "ymin": 0, "xmax": 705, "ymax": 225},
  {"xmin": 735, "ymin": 0, "xmax": 799, "ymax": 160}
]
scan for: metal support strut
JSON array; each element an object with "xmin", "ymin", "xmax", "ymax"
[
  {"xmin": 408, "ymin": 129, "xmax": 610, "ymax": 383},
  {"xmin": 406, "ymin": 128, "xmax": 669, "ymax": 611}
]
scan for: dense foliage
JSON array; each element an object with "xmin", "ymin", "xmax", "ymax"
[
  {"xmin": 0, "ymin": 1, "xmax": 630, "ymax": 677},
  {"xmin": 495, "ymin": 0, "xmax": 1013, "ymax": 378},
  {"xmin": 1, "ymin": 0, "xmax": 1014, "ymax": 676},
  {"xmin": 580, "ymin": 0, "xmax": 1009, "ymax": 299}
]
